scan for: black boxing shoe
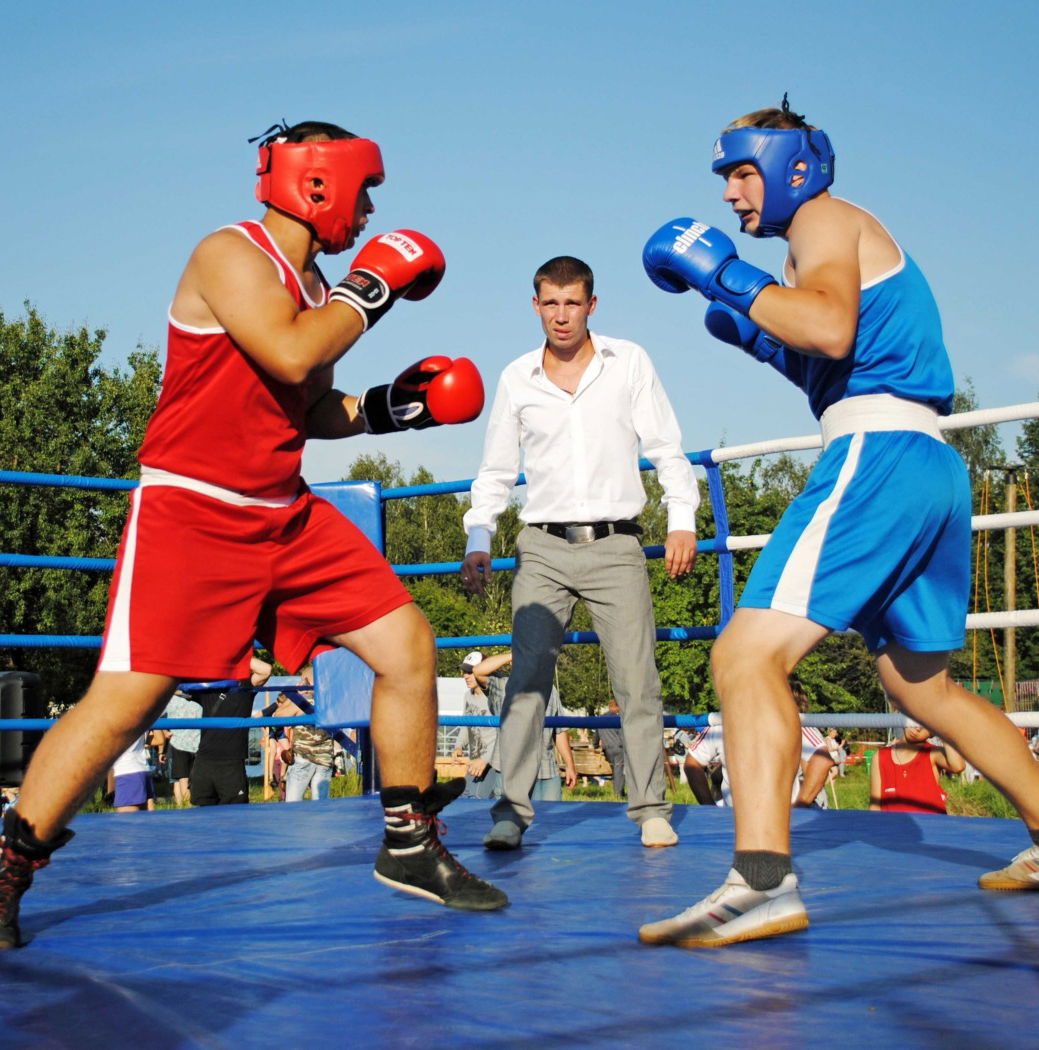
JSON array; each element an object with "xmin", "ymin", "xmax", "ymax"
[
  {"xmin": 374, "ymin": 778, "xmax": 508, "ymax": 911},
  {"xmin": 0, "ymin": 809, "xmax": 74, "ymax": 949}
]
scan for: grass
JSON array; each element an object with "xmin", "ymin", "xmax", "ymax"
[
  {"xmin": 563, "ymin": 761, "xmax": 1024, "ymax": 819},
  {"xmin": 78, "ymin": 770, "xmax": 365, "ymax": 813},
  {"xmin": 77, "ymin": 763, "xmax": 1021, "ymax": 819}
]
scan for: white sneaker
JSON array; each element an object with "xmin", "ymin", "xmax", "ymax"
[
  {"xmin": 638, "ymin": 868, "xmax": 808, "ymax": 948},
  {"xmin": 641, "ymin": 817, "xmax": 678, "ymax": 848},
  {"xmin": 483, "ymin": 821, "xmax": 522, "ymax": 851},
  {"xmin": 978, "ymin": 844, "xmax": 1039, "ymax": 891}
]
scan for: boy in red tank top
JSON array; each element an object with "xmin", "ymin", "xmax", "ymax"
[{"xmin": 870, "ymin": 725, "xmax": 964, "ymax": 814}]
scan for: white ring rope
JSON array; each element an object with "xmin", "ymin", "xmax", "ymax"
[
  {"xmin": 705, "ymin": 402, "xmax": 1039, "ymax": 633},
  {"xmin": 695, "ymin": 712, "xmax": 1039, "ymax": 729},
  {"xmin": 726, "ymin": 511, "xmax": 1039, "ymax": 554},
  {"xmin": 708, "ymin": 401, "xmax": 1039, "ymax": 464}
]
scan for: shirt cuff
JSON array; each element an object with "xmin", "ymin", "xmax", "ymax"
[
  {"xmin": 465, "ymin": 527, "xmax": 493, "ymax": 556},
  {"xmin": 665, "ymin": 508, "xmax": 698, "ymax": 535}
]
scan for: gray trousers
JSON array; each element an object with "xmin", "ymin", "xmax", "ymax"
[{"xmin": 490, "ymin": 526, "xmax": 670, "ymax": 829}]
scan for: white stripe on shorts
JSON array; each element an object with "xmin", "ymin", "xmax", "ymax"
[
  {"xmin": 771, "ymin": 432, "xmax": 865, "ymax": 617},
  {"xmin": 98, "ymin": 488, "xmax": 144, "ymax": 672}
]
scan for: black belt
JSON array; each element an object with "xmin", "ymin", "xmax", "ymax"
[{"xmin": 530, "ymin": 520, "xmax": 642, "ymax": 544}]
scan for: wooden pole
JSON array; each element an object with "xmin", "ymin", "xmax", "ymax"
[
  {"xmin": 663, "ymin": 743, "xmax": 677, "ymax": 793},
  {"xmin": 1005, "ymin": 469, "xmax": 1018, "ymax": 713}
]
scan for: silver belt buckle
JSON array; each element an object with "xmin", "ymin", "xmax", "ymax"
[{"xmin": 565, "ymin": 524, "xmax": 597, "ymax": 544}]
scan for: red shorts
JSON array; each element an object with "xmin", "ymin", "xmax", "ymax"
[{"xmin": 98, "ymin": 480, "xmax": 411, "ymax": 679}]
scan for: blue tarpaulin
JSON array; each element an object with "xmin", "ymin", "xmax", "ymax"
[{"xmin": 0, "ymin": 799, "xmax": 1036, "ymax": 1049}]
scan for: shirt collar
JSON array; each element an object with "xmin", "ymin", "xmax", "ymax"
[{"xmin": 527, "ymin": 331, "xmax": 612, "ymax": 377}]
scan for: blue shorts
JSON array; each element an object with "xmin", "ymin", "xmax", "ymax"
[
  {"xmin": 739, "ymin": 430, "xmax": 971, "ymax": 652},
  {"xmin": 113, "ymin": 771, "xmax": 155, "ymax": 808}
]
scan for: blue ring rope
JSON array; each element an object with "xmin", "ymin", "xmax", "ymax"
[
  {"xmin": 0, "ymin": 452, "xmax": 732, "ymax": 650},
  {"xmin": 0, "ymin": 714, "xmax": 711, "ymax": 731}
]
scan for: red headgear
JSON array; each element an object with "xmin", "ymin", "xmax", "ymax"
[{"xmin": 255, "ymin": 137, "xmax": 385, "ymax": 254}]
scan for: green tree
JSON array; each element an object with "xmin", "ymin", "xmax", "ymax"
[
  {"xmin": 947, "ymin": 380, "xmax": 1004, "ymax": 488},
  {"xmin": 944, "ymin": 381, "xmax": 1027, "ymax": 690},
  {"xmin": 343, "ymin": 452, "xmax": 521, "ymax": 677},
  {"xmin": 966, "ymin": 403, "xmax": 1039, "ymax": 694},
  {"xmin": 0, "ymin": 307, "xmax": 161, "ymax": 706}
]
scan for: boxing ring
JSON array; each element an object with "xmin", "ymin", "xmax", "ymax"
[{"xmin": 2, "ymin": 404, "xmax": 1039, "ymax": 1048}]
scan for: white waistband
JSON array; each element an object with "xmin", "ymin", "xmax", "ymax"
[
  {"xmin": 138, "ymin": 466, "xmax": 299, "ymax": 508},
  {"xmin": 819, "ymin": 395, "xmax": 944, "ymax": 450}
]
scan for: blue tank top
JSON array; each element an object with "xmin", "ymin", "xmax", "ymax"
[{"xmin": 776, "ymin": 250, "xmax": 954, "ymax": 419}]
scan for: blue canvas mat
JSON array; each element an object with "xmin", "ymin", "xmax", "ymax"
[{"xmin": 1, "ymin": 800, "xmax": 1036, "ymax": 1049}]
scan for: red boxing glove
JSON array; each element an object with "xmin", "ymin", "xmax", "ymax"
[
  {"xmin": 358, "ymin": 356, "xmax": 484, "ymax": 434},
  {"xmin": 327, "ymin": 230, "xmax": 445, "ymax": 330}
]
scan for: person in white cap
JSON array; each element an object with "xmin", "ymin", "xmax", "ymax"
[{"xmin": 460, "ymin": 652, "xmax": 498, "ymax": 798}]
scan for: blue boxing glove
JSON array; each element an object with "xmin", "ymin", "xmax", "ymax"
[
  {"xmin": 643, "ymin": 218, "xmax": 776, "ymax": 316},
  {"xmin": 704, "ymin": 302, "xmax": 782, "ymax": 363}
]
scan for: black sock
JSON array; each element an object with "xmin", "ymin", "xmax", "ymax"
[
  {"xmin": 1029, "ymin": 828, "xmax": 1039, "ymax": 848},
  {"xmin": 379, "ymin": 786, "xmax": 421, "ymax": 811},
  {"xmin": 733, "ymin": 850, "xmax": 793, "ymax": 891}
]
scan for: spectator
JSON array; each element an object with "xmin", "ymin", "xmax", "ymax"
[
  {"xmin": 790, "ymin": 680, "xmax": 838, "ymax": 809},
  {"xmin": 460, "ymin": 651, "xmax": 499, "ymax": 799},
  {"xmin": 146, "ymin": 728, "xmax": 170, "ymax": 783},
  {"xmin": 825, "ymin": 728, "xmax": 848, "ymax": 778},
  {"xmin": 190, "ymin": 658, "xmax": 273, "ymax": 807},
  {"xmin": 332, "ymin": 737, "xmax": 357, "ymax": 778},
  {"xmin": 680, "ymin": 726, "xmax": 727, "ymax": 806},
  {"xmin": 163, "ymin": 689, "xmax": 202, "ymax": 806},
  {"xmin": 593, "ymin": 700, "xmax": 627, "ymax": 798},
  {"xmin": 281, "ymin": 665, "xmax": 335, "ymax": 802},
  {"xmin": 678, "ymin": 704, "xmax": 836, "ymax": 809},
  {"xmin": 472, "ymin": 652, "xmax": 578, "ymax": 803},
  {"xmin": 111, "ymin": 734, "xmax": 155, "ymax": 813},
  {"xmin": 870, "ymin": 726, "xmax": 965, "ymax": 813},
  {"xmin": 264, "ymin": 707, "xmax": 294, "ymax": 801}
]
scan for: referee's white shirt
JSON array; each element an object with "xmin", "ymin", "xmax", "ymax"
[{"xmin": 463, "ymin": 332, "xmax": 699, "ymax": 555}]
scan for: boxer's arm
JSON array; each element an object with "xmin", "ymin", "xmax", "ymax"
[
  {"xmin": 304, "ymin": 375, "xmax": 366, "ymax": 440},
  {"xmin": 747, "ymin": 198, "xmax": 861, "ymax": 359},
  {"xmin": 304, "ymin": 356, "xmax": 484, "ymax": 439},
  {"xmin": 177, "ymin": 229, "xmax": 366, "ymax": 385},
  {"xmin": 704, "ymin": 303, "xmax": 808, "ymax": 392}
]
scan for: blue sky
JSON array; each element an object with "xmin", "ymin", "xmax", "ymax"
[{"xmin": 4, "ymin": 1, "xmax": 1037, "ymax": 488}]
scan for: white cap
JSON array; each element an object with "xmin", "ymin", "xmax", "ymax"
[{"xmin": 461, "ymin": 651, "xmax": 484, "ymax": 669}]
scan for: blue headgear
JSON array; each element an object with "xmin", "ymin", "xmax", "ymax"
[{"xmin": 711, "ymin": 127, "xmax": 835, "ymax": 237}]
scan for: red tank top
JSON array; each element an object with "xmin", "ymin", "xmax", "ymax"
[
  {"xmin": 877, "ymin": 744, "xmax": 947, "ymax": 814},
  {"xmin": 137, "ymin": 221, "xmax": 326, "ymax": 499}
]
